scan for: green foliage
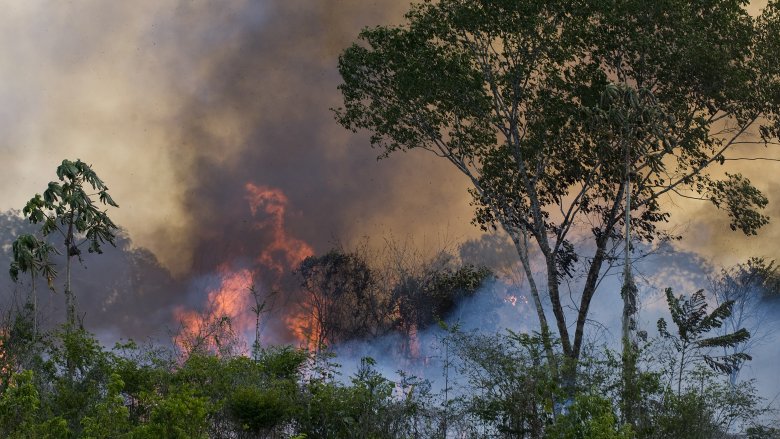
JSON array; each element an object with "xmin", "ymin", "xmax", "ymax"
[
  {"xmin": 9, "ymin": 233, "xmax": 57, "ymax": 288},
  {"xmin": 651, "ymin": 390, "xmax": 720, "ymax": 439},
  {"xmin": 0, "ymin": 314, "xmax": 772, "ymax": 438},
  {"xmin": 227, "ymin": 383, "xmax": 297, "ymax": 433},
  {"xmin": 334, "ymin": 0, "xmax": 780, "ymax": 382},
  {"xmin": 657, "ymin": 288, "xmax": 751, "ymax": 390},
  {"xmin": 0, "ymin": 305, "xmax": 46, "ymax": 389},
  {"xmin": 80, "ymin": 373, "xmax": 132, "ymax": 438},
  {"xmin": 297, "ymin": 357, "xmax": 405, "ymax": 439},
  {"xmin": 0, "ymin": 371, "xmax": 70, "ymax": 438},
  {"xmin": 43, "ymin": 329, "xmax": 117, "ymax": 435},
  {"xmin": 545, "ymin": 394, "xmax": 634, "ymax": 439},
  {"xmin": 258, "ymin": 345, "xmax": 308, "ymax": 380},
  {"xmin": 19, "ymin": 159, "xmax": 119, "ymax": 328},
  {"xmin": 133, "ymin": 385, "xmax": 209, "ymax": 439},
  {"xmin": 23, "ymin": 159, "xmax": 119, "ymax": 257},
  {"xmin": 710, "ymin": 173, "xmax": 769, "ymax": 235},
  {"xmin": 453, "ymin": 331, "xmax": 558, "ymax": 437}
]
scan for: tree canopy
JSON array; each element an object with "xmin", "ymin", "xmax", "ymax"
[
  {"xmin": 335, "ymin": 0, "xmax": 780, "ymax": 378},
  {"xmin": 20, "ymin": 159, "xmax": 119, "ymax": 328}
]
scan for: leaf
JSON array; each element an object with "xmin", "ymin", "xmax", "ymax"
[{"xmin": 696, "ymin": 328, "xmax": 751, "ymax": 349}]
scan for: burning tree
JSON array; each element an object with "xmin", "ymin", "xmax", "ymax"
[
  {"xmin": 335, "ymin": 0, "xmax": 780, "ymax": 400},
  {"xmin": 296, "ymin": 249, "xmax": 386, "ymax": 350}
]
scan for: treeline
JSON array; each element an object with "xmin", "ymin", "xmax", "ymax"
[
  {"xmin": 293, "ymin": 246, "xmax": 492, "ymax": 350},
  {"xmin": 3, "ymin": 159, "xmax": 780, "ymax": 437},
  {"xmin": 1, "ymin": 261, "xmax": 779, "ymax": 438}
]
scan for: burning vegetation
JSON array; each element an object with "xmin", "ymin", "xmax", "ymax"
[{"xmin": 172, "ymin": 182, "xmax": 500, "ymax": 360}]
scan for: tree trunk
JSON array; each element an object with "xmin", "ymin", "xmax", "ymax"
[
  {"xmin": 508, "ymin": 227, "xmax": 561, "ymax": 416},
  {"xmin": 621, "ymin": 145, "xmax": 639, "ymax": 426},
  {"xmin": 65, "ymin": 214, "xmax": 75, "ymax": 329},
  {"xmin": 31, "ymin": 273, "xmax": 37, "ymax": 336},
  {"xmin": 509, "ymin": 228, "xmax": 557, "ymax": 370}
]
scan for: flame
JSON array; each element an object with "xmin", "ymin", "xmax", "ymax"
[
  {"xmin": 245, "ymin": 183, "xmax": 314, "ymax": 274},
  {"xmin": 173, "ymin": 267, "xmax": 254, "ymax": 355},
  {"xmin": 505, "ymin": 294, "xmax": 518, "ymax": 307},
  {"xmin": 174, "ymin": 183, "xmax": 317, "ymax": 354},
  {"xmin": 244, "ymin": 183, "xmax": 317, "ymax": 348},
  {"xmin": 285, "ymin": 312, "xmax": 321, "ymax": 352}
]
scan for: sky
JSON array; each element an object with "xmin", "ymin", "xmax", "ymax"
[
  {"xmin": 0, "ymin": 0, "xmax": 477, "ymax": 278},
  {"xmin": 1, "ymin": 0, "xmax": 778, "ymax": 402}
]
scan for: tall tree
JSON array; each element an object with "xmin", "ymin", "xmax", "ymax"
[
  {"xmin": 21, "ymin": 159, "xmax": 119, "ymax": 328},
  {"xmin": 335, "ymin": 0, "xmax": 780, "ymax": 391}
]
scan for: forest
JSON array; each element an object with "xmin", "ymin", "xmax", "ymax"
[{"xmin": 3, "ymin": 0, "xmax": 780, "ymax": 437}]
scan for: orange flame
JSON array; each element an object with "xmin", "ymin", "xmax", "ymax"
[
  {"xmin": 285, "ymin": 312, "xmax": 321, "ymax": 352},
  {"xmin": 174, "ymin": 183, "xmax": 317, "ymax": 354},
  {"xmin": 173, "ymin": 267, "xmax": 254, "ymax": 355},
  {"xmin": 245, "ymin": 183, "xmax": 314, "ymax": 274}
]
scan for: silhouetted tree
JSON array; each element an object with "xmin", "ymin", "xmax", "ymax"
[
  {"xmin": 657, "ymin": 288, "xmax": 751, "ymax": 394},
  {"xmin": 297, "ymin": 249, "xmax": 384, "ymax": 348},
  {"xmin": 710, "ymin": 258, "xmax": 780, "ymax": 384},
  {"xmin": 20, "ymin": 159, "xmax": 119, "ymax": 328}
]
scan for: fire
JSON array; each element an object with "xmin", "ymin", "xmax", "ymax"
[
  {"xmin": 174, "ymin": 183, "xmax": 318, "ymax": 355},
  {"xmin": 245, "ymin": 183, "xmax": 314, "ymax": 274},
  {"xmin": 285, "ymin": 312, "xmax": 321, "ymax": 352},
  {"xmin": 505, "ymin": 294, "xmax": 518, "ymax": 307},
  {"xmin": 173, "ymin": 268, "xmax": 254, "ymax": 356}
]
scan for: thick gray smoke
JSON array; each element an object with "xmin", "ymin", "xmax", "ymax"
[{"xmin": 0, "ymin": 0, "xmax": 478, "ymax": 343}]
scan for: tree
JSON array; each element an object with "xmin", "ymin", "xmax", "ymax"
[
  {"xmin": 709, "ymin": 258, "xmax": 780, "ymax": 385},
  {"xmin": 390, "ymin": 263, "xmax": 491, "ymax": 343},
  {"xmin": 20, "ymin": 159, "xmax": 119, "ymax": 328},
  {"xmin": 9, "ymin": 234, "xmax": 57, "ymax": 335},
  {"xmin": 297, "ymin": 249, "xmax": 383, "ymax": 349},
  {"xmin": 453, "ymin": 331, "xmax": 558, "ymax": 437},
  {"xmin": 657, "ymin": 288, "xmax": 751, "ymax": 395},
  {"xmin": 335, "ymin": 0, "xmax": 780, "ymax": 389}
]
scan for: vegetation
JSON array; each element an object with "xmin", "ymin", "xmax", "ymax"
[
  {"xmin": 1, "ymin": 306, "xmax": 775, "ymax": 438},
  {"xmin": 334, "ymin": 0, "xmax": 780, "ymax": 398},
  {"xmin": 18, "ymin": 159, "xmax": 119, "ymax": 329},
  {"xmin": 4, "ymin": 0, "xmax": 780, "ymax": 435}
]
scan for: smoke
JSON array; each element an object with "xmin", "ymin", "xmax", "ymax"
[
  {"xmin": 0, "ymin": 0, "xmax": 477, "ymax": 280},
  {"xmin": 330, "ymin": 274, "xmax": 534, "ymax": 389}
]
